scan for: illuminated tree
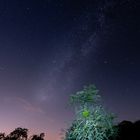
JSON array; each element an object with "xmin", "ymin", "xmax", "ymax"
[{"xmin": 65, "ymin": 85, "xmax": 117, "ymax": 140}]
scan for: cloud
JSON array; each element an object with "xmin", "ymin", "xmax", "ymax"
[{"xmin": 4, "ymin": 96, "xmax": 45, "ymax": 114}]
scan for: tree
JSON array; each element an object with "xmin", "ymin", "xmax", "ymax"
[
  {"xmin": 0, "ymin": 133, "xmax": 5, "ymax": 140},
  {"xmin": 65, "ymin": 85, "xmax": 117, "ymax": 140},
  {"xmin": 0, "ymin": 128, "xmax": 45, "ymax": 140},
  {"xmin": 31, "ymin": 133, "xmax": 45, "ymax": 140},
  {"xmin": 9, "ymin": 127, "xmax": 28, "ymax": 140}
]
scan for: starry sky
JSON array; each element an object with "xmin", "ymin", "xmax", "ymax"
[{"xmin": 0, "ymin": 0, "xmax": 140, "ymax": 139}]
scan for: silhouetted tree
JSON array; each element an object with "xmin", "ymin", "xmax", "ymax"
[
  {"xmin": 115, "ymin": 120, "xmax": 140, "ymax": 140},
  {"xmin": 9, "ymin": 128, "xmax": 28, "ymax": 140},
  {"xmin": 0, "ymin": 133, "xmax": 5, "ymax": 140},
  {"xmin": 0, "ymin": 128, "xmax": 45, "ymax": 140},
  {"xmin": 31, "ymin": 133, "xmax": 45, "ymax": 140},
  {"xmin": 133, "ymin": 120, "xmax": 140, "ymax": 139},
  {"xmin": 117, "ymin": 121, "xmax": 133, "ymax": 140}
]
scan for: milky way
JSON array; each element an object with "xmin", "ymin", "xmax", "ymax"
[{"xmin": 0, "ymin": 0, "xmax": 140, "ymax": 140}]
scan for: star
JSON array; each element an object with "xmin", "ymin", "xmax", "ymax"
[{"xmin": 103, "ymin": 60, "xmax": 108, "ymax": 64}]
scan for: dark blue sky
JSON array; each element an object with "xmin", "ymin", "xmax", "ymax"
[{"xmin": 0, "ymin": 0, "xmax": 140, "ymax": 139}]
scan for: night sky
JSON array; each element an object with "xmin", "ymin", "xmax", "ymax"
[{"xmin": 0, "ymin": 0, "xmax": 140, "ymax": 139}]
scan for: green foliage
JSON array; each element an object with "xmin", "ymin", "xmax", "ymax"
[
  {"xmin": 82, "ymin": 109, "xmax": 90, "ymax": 118},
  {"xmin": 65, "ymin": 84, "xmax": 117, "ymax": 140},
  {"xmin": 70, "ymin": 85, "xmax": 100, "ymax": 106}
]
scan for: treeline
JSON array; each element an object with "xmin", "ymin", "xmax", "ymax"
[
  {"xmin": 0, "ymin": 120, "xmax": 139, "ymax": 140},
  {"xmin": 0, "ymin": 127, "xmax": 45, "ymax": 140},
  {"xmin": 1, "ymin": 85, "xmax": 140, "ymax": 140}
]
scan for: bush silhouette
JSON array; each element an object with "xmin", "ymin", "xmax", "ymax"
[{"xmin": 114, "ymin": 120, "xmax": 140, "ymax": 140}]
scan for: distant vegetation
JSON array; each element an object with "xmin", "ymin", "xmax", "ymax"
[
  {"xmin": 115, "ymin": 120, "xmax": 140, "ymax": 140},
  {"xmin": 1, "ymin": 121, "xmax": 140, "ymax": 140},
  {"xmin": 0, "ymin": 127, "xmax": 45, "ymax": 140}
]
